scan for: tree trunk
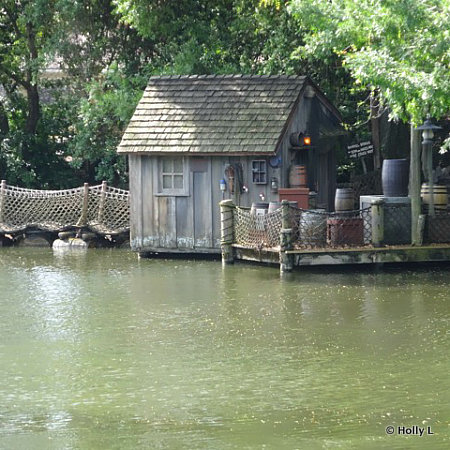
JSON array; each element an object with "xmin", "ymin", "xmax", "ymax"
[
  {"xmin": 24, "ymin": 21, "xmax": 40, "ymax": 136},
  {"xmin": 0, "ymin": 101, "xmax": 9, "ymax": 135},
  {"xmin": 25, "ymin": 83, "xmax": 40, "ymax": 135}
]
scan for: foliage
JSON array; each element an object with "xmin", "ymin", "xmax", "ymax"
[
  {"xmin": 1, "ymin": 0, "xmax": 448, "ymax": 188},
  {"xmin": 288, "ymin": 0, "xmax": 450, "ymax": 125},
  {"xmin": 68, "ymin": 64, "xmax": 148, "ymax": 187},
  {"xmin": 0, "ymin": 0, "xmax": 153, "ymax": 187}
]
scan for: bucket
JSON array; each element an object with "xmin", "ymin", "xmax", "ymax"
[
  {"xmin": 421, "ymin": 184, "xmax": 448, "ymax": 213},
  {"xmin": 268, "ymin": 201, "xmax": 281, "ymax": 213},
  {"xmin": 334, "ymin": 188, "xmax": 354, "ymax": 212},
  {"xmin": 299, "ymin": 210, "xmax": 327, "ymax": 246},
  {"xmin": 288, "ymin": 165, "xmax": 307, "ymax": 188},
  {"xmin": 251, "ymin": 202, "xmax": 269, "ymax": 231},
  {"xmin": 250, "ymin": 202, "xmax": 269, "ymax": 216},
  {"xmin": 381, "ymin": 159, "xmax": 409, "ymax": 197}
]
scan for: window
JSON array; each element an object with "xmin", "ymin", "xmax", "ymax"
[
  {"xmin": 252, "ymin": 160, "xmax": 267, "ymax": 184},
  {"xmin": 159, "ymin": 157, "xmax": 186, "ymax": 194}
]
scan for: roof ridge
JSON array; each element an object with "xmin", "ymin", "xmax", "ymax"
[{"xmin": 148, "ymin": 74, "xmax": 306, "ymax": 81}]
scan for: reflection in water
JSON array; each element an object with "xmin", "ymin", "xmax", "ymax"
[{"xmin": 0, "ymin": 249, "xmax": 449, "ymax": 449}]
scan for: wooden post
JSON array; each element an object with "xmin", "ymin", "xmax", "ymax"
[
  {"xmin": 417, "ymin": 214, "xmax": 426, "ymax": 245},
  {"xmin": 410, "ymin": 126, "xmax": 422, "ymax": 245},
  {"xmin": 97, "ymin": 181, "xmax": 108, "ymax": 223},
  {"xmin": 220, "ymin": 199, "xmax": 235, "ymax": 264},
  {"xmin": 0, "ymin": 180, "xmax": 6, "ymax": 224},
  {"xmin": 370, "ymin": 92, "xmax": 382, "ymax": 170},
  {"xmin": 280, "ymin": 200, "xmax": 294, "ymax": 273},
  {"xmin": 426, "ymin": 143, "xmax": 435, "ymax": 217},
  {"xmin": 371, "ymin": 198, "xmax": 384, "ymax": 247},
  {"xmin": 76, "ymin": 183, "xmax": 89, "ymax": 227}
]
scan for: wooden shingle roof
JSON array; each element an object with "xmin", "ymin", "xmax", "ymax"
[{"xmin": 117, "ymin": 74, "xmax": 310, "ymax": 155}]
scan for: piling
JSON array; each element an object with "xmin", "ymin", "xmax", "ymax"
[
  {"xmin": 280, "ymin": 200, "xmax": 294, "ymax": 272},
  {"xmin": 220, "ymin": 199, "xmax": 235, "ymax": 264},
  {"xmin": 371, "ymin": 198, "xmax": 384, "ymax": 247}
]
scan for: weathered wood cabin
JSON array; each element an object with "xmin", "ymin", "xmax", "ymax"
[{"xmin": 117, "ymin": 75, "xmax": 344, "ymax": 255}]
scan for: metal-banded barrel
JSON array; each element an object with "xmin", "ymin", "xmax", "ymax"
[
  {"xmin": 288, "ymin": 165, "xmax": 307, "ymax": 188},
  {"xmin": 382, "ymin": 159, "xmax": 409, "ymax": 197},
  {"xmin": 299, "ymin": 210, "xmax": 327, "ymax": 246},
  {"xmin": 334, "ymin": 188, "xmax": 354, "ymax": 212},
  {"xmin": 421, "ymin": 184, "xmax": 448, "ymax": 213}
]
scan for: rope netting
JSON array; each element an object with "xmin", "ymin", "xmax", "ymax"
[
  {"xmin": 87, "ymin": 185, "xmax": 130, "ymax": 234},
  {"xmin": 0, "ymin": 183, "xmax": 129, "ymax": 234},
  {"xmin": 234, "ymin": 204, "xmax": 373, "ymax": 250},
  {"xmin": 234, "ymin": 207, "xmax": 282, "ymax": 249}
]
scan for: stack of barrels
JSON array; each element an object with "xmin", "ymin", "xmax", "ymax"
[
  {"xmin": 382, "ymin": 158, "xmax": 448, "ymax": 213},
  {"xmin": 328, "ymin": 187, "xmax": 363, "ymax": 246}
]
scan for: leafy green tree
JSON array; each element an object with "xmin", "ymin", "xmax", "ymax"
[
  {"xmin": 0, "ymin": 0, "xmax": 153, "ymax": 187},
  {"xmin": 288, "ymin": 0, "xmax": 450, "ymax": 125}
]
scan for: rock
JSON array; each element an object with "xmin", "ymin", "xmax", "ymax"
[{"xmin": 52, "ymin": 238, "xmax": 88, "ymax": 250}]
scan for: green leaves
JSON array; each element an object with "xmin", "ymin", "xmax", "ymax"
[{"xmin": 289, "ymin": 0, "xmax": 450, "ymax": 124}]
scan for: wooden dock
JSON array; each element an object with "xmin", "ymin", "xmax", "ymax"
[
  {"xmin": 233, "ymin": 243, "xmax": 450, "ymax": 268},
  {"xmin": 221, "ymin": 199, "xmax": 450, "ymax": 272}
]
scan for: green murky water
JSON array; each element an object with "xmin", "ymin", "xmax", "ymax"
[{"xmin": 0, "ymin": 248, "xmax": 448, "ymax": 449}]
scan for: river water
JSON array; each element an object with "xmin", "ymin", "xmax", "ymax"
[{"xmin": 0, "ymin": 248, "xmax": 448, "ymax": 449}]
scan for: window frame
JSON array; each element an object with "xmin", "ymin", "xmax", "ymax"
[
  {"xmin": 157, "ymin": 156, "xmax": 189, "ymax": 196},
  {"xmin": 251, "ymin": 159, "xmax": 268, "ymax": 185}
]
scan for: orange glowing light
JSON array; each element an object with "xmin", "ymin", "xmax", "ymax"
[{"xmin": 303, "ymin": 136, "xmax": 311, "ymax": 146}]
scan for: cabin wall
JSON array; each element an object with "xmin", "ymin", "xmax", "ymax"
[
  {"xmin": 129, "ymin": 154, "xmax": 288, "ymax": 253},
  {"xmin": 129, "ymin": 155, "xmax": 224, "ymax": 253}
]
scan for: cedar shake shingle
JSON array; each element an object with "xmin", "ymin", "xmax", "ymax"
[{"xmin": 117, "ymin": 74, "xmax": 309, "ymax": 155}]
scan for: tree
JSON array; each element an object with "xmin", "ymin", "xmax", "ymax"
[
  {"xmin": 0, "ymin": 0, "xmax": 154, "ymax": 187},
  {"xmin": 288, "ymin": 0, "xmax": 450, "ymax": 125}
]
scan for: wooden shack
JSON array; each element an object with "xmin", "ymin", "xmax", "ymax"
[{"xmin": 117, "ymin": 75, "xmax": 344, "ymax": 255}]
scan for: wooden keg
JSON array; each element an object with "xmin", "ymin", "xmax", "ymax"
[
  {"xmin": 299, "ymin": 210, "xmax": 327, "ymax": 246},
  {"xmin": 421, "ymin": 184, "xmax": 448, "ymax": 213},
  {"xmin": 334, "ymin": 188, "xmax": 355, "ymax": 212},
  {"xmin": 288, "ymin": 165, "xmax": 307, "ymax": 188}
]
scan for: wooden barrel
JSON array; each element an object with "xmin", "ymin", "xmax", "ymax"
[
  {"xmin": 334, "ymin": 188, "xmax": 354, "ymax": 212},
  {"xmin": 381, "ymin": 159, "xmax": 409, "ymax": 197},
  {"xmin": 421, "ymin": 184, "xmax": 448, "ymax": 213},
  {"xmin": 288, "ymin": 165, "xmax": 307, "ymax": 188},
  {"xmin": 299, "ymin": 210, "xmax": 327, "ymax": 246}
]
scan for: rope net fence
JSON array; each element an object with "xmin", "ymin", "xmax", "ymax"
[
  {"xmin": 424, "ymin": 212, "xmax": 450, "ymax": 244},
  {"xmin": 234, "ymin": 204, "xmax": 373, "ymax": 250},
  {"xmin": 234, "ymin": 207, "xmax": 282, "ymax": 249},
  {"xmin": 0, "ymin": 183, "xmax": 129, "ymax": 235},
  {"xmin": 289, "ymin": 207, "xmax": 372, "ymax": 249}
]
